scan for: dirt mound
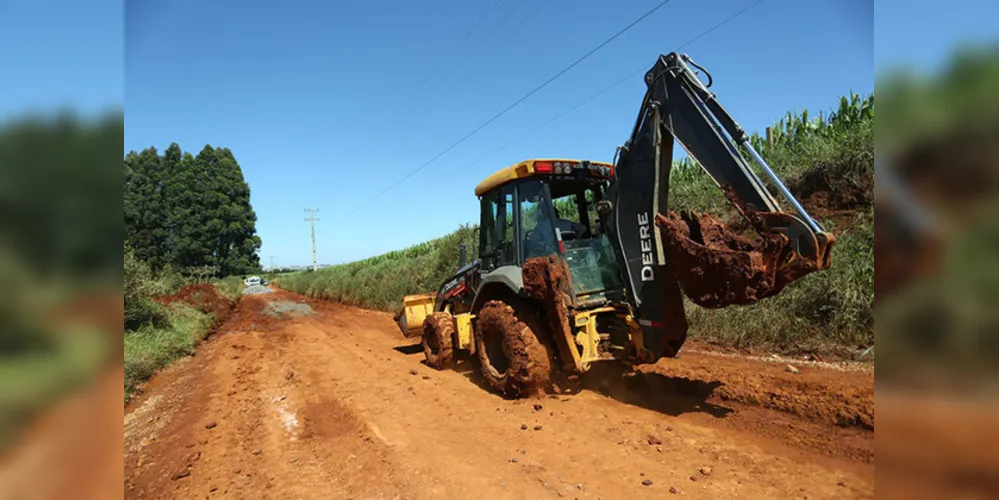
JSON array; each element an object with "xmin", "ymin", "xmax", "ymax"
[
  {"xmin": 641, "ymin": 355, "xmax": 874, "ymax": 430},
  {"xmin": 789, "ymin": 151, "xmax": 873, "ymax": 216},
  {"xmin": 156, "ymin": 284, "xmax": 235, "ymax": 327}
]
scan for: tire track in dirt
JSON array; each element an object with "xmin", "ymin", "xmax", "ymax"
[
  {"xmin": 124, "ymin": 292, "xmax": 405, "ymax": 499},
  {"xmin": 125, "ymin": 289, "xmax": 874, "ymax": 499}
]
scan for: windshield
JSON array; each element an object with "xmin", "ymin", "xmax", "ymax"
[
  {"xmin": 520, "ymin": 182, "xmax": 559, "ymax": 259},
  {"xmin": 563, "ymin": 235, "xmax": 623, "ymax": 295},
  {"xmin": 516, "ymin": 179, "xmax": 624, "ymax": 295},
  {"xmin": 548, "ymin": 181, "xmax": 623, "ymax": 295}
]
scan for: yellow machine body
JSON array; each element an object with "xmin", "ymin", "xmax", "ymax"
[{"xmin": 396, "ymin": 292, "xmax": 437, "ymax": 338}]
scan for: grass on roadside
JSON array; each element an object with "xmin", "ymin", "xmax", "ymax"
[
  {"xmin": 124, "ymin": 303, "xmax": 214, "ymax": 403},
  {"xmin": 211, "ymin": 275, "xmax": 245, "ymax": 301},
  {"xmin": 0, "ymin": 326, "xmax": 108, "ymax": 450},
  {"xmin": 278, "ymin": 225, "xmax": 479, "ymax": 312}
]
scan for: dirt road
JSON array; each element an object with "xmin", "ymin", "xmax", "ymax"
[{"xmin": 124, "ymin": 289, "xmax": 874, "ymax": 499}]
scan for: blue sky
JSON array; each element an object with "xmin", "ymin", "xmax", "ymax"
[
  {"xmin": 5, "ymin": 0, "xmax": 996, "ymax": 268},
  {"xmin": 0, "ymin": 0, "xmax": 123, "ymax": 119}
]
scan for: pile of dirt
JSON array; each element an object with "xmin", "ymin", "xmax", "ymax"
[
  {"xmin": 156, "ymin": 284, "xmax": 235, "ymax": 328},
  {"xmin": 788, "ymin": 151, "xmax": 873, "ymax": 219},
  {"xmin": 220, "ymin": 290, "xmax": 293, "ymax": 333},
  {"xmin": 641, "ymin": 357, "xmax": 874, "ymax": 431}
]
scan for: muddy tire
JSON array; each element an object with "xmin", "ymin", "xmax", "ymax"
[
  {"xmin": 422, "ymin": 312, "xmax": 455, "ymax": 370},
  {"xmin": 474, "ymin": 299, "xmax": 554, "ymax": 398}
]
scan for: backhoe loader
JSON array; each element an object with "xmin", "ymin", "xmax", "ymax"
[{"xmin": 395, "ymin": 52, "xmax": 836, "ymax": 398}]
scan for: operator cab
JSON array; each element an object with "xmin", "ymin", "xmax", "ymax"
[{"xmin": 475, "ymin": 159, "xmax": 624, "ymax": 304}]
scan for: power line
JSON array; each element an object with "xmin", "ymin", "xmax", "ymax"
[
  {"xmin": 400, "ymin": 0, "xmax": 538, "ymax": 128},
  {"xmin": 467, "ymin": 67, "xmax": 648, "ymax": 170},
  {"xmin": 467, "ymin": 0, "xmax": 769, "ymax": 168},
  {"xmin": 352, "ymin": 0, "xmax": 510, "ymax": 160},
  {"xmin": 456, "ymin": 0, "xmax": 548, "ymax": 81},
  {"xmin": 338, "ymin": 0, "xmax": 680, "ymax": 221},
  {"xmin": 357, "ymin": 0, "xmax": 549, "ymax": 173}
]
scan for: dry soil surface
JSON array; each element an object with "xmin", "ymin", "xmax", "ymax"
[{"xmin": 124, "ymin": 289, "xmax": 874, "ymax": 499}]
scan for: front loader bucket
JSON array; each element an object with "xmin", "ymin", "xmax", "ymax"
[
  {"xmin": 656, "ymin": 211, "xmax": 835, "ymax": 308},
  {"xmin": 395, "ymin": 292, "xmax": 437, "ymax": 338}
]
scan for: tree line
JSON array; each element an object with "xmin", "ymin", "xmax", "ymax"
[{"xmin": 125, "ymin": 143, "xmax": 262, "ymax": 277}]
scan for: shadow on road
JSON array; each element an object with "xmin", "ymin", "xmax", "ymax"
[
  {"xmin": 392, "ymin": 343, "xmax": 423, "ymax": 355},
  {"xmin": 394, "ymin": 342, "xmax": 732, "ymax": 417},
  {"xmin": 579, "ymin": 363, "xmax": 734, "ymax": 418}
]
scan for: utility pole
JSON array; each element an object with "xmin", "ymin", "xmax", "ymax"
[
  {"xmin": 304, "ymin": 208, "xmax": 320, "ymax": 272},
  {"xmin": 269, "ymin": 255, "xmax": 275, "ymax": 271}
]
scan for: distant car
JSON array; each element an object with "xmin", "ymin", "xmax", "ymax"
[{"xmin": 244, "ymin": 276, "xmax": 261, "ymax": 287}]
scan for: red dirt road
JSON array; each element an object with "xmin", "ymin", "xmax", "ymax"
[{"xmin": 124, "ymin": 289, "xmax": 874, "ymax": 499}]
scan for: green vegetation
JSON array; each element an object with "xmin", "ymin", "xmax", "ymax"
[
  {"xmin": 124, "ymin": 303, "xmax": 214, "ymax": 403},
  {"xmin": 212, "ymin": 275, "xmax": 246, "ymax": 301},
  {"xmin": 0, "ymin": 112, "xmax": 122, "ymax": 449},
  {"xmin": 121, "ymin": 138, "xmax": 265, "ymax": 402},
  {"xmin": 122, "ymin": 142, "xmax": 264, "ymax": 402},
  {"xmin": 125, "ymin": 143, "xmax": 263, "ymax": 277},
  {"xmin": 123, "ymin": 243, "xmax": 239, "ymax": 402},
  {"xmin": 278, "ymin": 225, "xmax": 479, "ymax": 312},
  {"xmin": 874, "ymin": 46, "xmax": 999, "ymax": 381}
]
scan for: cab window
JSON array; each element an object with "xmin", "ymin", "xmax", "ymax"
[
  {"xmin": 479, "ymin": 185, "xmax": 517, "ymax": 268},
  {"xmin": 519, "ymin": 181, "xmax": 558, "ymax": 259}
]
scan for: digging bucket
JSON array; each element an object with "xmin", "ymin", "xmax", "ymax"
[{"xmin": 655, "ymin": 211, "xmax": 835, "ymax": 308}]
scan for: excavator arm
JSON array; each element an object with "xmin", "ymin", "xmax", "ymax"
[{"xmin": 599, "ymin": 52, "xmax": 835, "ymax": 359}]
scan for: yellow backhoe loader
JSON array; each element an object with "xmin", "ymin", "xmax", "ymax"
[{"xmin": 396, "ymin": 52, "xmax": 835, "ymax": 398}]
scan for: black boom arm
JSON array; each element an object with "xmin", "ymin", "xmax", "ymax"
[{"xmin": 600, "ymin": 52, "xmax": 833, "ymax": 360}]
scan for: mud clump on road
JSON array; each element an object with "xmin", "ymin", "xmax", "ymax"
[{"xmin": 156, "ymin": 283, "xmax": 235, "ymax": 328}]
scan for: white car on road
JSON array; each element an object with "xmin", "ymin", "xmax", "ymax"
[{"xmin": 244, "ymin": 276, "xmax": 262, "ymax": 287}]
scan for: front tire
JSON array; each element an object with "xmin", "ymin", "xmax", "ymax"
[
  {"xmin": 474, "ymin": 299, "xmax": 554, "ymax": 398},
  {"xmin": 422, "ymin": 312, "xmax": 454, "ymax": 370}
]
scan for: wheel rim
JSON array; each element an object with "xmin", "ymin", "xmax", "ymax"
[
  {"xmin": 482, "ymin": 326, "xmax": 510, "ymax": 376},
  {"xmin": 426, "ymin": 329, "xmax": 440, "ymax": 355}
]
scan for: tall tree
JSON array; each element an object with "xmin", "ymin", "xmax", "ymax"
[
  {"xmin": 123, "ymin": 143, "xmax": 262, "ymax": 276},
  {"xmin": 1, "ymin": 112, "xmax": 123, "ymax": 280}
]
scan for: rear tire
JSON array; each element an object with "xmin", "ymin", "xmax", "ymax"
[
  {"xmin": 422, "ymin": 312, "xmax": 454, "ymax": 370},
  {"xmin": 474, "ymin": 299, "xmax": 554, "ymax": 398}
]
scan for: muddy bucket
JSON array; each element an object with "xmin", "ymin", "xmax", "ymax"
[
  {"xmin": 396, "ymin": 292, "xmax": 437, "ymax": 338},
  {"xmin": 656, "ymin": 211, "xmax": 834, "ymax": 308}
]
